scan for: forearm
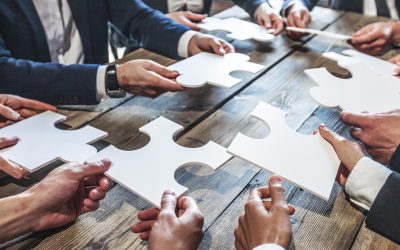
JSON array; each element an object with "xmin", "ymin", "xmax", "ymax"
[
  {"xmin": 0, "ymin": 57, "xmax": 99, "ymax": 105},
  {"xmin": 0, "ymin": 192, "xmax": 37, "ymax": 243}
]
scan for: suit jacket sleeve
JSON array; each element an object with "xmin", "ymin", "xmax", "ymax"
[
  {"xmin": 0, "ymin": 34, "xmax": 99, "ymax": 106},
  {"xmin": 232, "ymin": 0, "xmax": 267, "ymax": 18},
  {"xmin": 390, "ymin": 145, "xmax": 400, "ymax": 173},
  {"xmin": 282, "ymin": 0, "xmax": 320, "ymax": 14},
  {"xmin": 366, "ymin": 172, "xmax": 400, "ymax": 244},
  {"xmin": 107, "ymin": 0, "xmax": 190, "ymax": 60}
]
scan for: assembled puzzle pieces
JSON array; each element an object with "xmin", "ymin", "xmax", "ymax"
[
  {"xmin": 323, "ymin": 49, "xmax": 397, "ymax": 76},
  {"xmin": 0, "ymin": 111, "xmax": 108, "ymax": 171},
  {"xmin": 168, "ymin": 52, "xmax": 265, "ymax": 88},
  {"xmin": 305, "ymin": 52, "xmax": 400, "ymax": 113},
  {"xmin": 88, "ymin": 117, "xmax": 232, "ymax": 207},
  {"xmin": 228, "ymin": 102, "xmax": 340, "ymax": 200},
  {"xmin": 198, "ymin": 17, "xmax": 275, "ymax": 42}
]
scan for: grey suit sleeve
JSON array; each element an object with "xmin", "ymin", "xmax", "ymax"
[{"xmin": 366, "ymin": 172, "xmax": 400, "ymax": 244}]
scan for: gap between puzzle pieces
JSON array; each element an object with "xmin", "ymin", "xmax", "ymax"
[
  {"xmin": 88, "ymin": 116, "xmax": 233, "ymax": 207},
  {"xmin": 228, "ymin": 101, "xmax": 340, "ymax": 200},
  {"xmin": 198, "ymin": 17, "xmax": 275, "ymax": 42},
  {"xmin": 0, "ymin": 111, "xmax": 108, "ymax": 171},
  {"xmin": 168, "ymin": 52, "xmax": 265, "ymax": 88}
]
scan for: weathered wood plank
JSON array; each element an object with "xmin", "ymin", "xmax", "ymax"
[
  {"xmin": 352, "ymin": 223, "xmax": 400, "ymax": 249},
  {"xmin": 26, "ymin": 9, "xmax": 352, "ymax": 249}
]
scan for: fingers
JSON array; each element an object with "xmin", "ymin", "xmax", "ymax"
[
  {"xmin": 0, "ymin": 155, "xmax": 28, "ymax": 179},
  {"xmin": 139, "ymin": 231, "xmax": 151, "ymax": 241},
  {"xmin": 87, "ymin": 186, "xmax": 107, "ymax": 201},
  {"xmin": 178, "ymin": 196, "xmax": 204, "ymax": 227},
  {"xmin": 131, "ymin": 220, "xmax": 157, "ymax": 234},
  {"xmin": 83, "ymin": 198, "xmax": 100, "ymax": 213},
  {"xmin": 0, "ymin": 104, "xmax": 21, "ymax": 121},
  {"xmin": 340, "ymin": 112, "xmax": 373, "ymax": 129},
  {"xmin": 160, "ymin": 189, "xmax": 178, "ymax": 215},
  {"xmin": 74, "ymin": 159, "xmax": 112, "ymax": 179},
  {"xmin": 209, "ymin": 38, "xmax": 229, "ymax": 56},
  {"xmin": 219, "ymin": 39, "xmax": 235, "ymax": 53},
  {"xmin": 17, "ymin": 97, "xmax": 57, "ymax": 112},
  {"xmin": 16, "ymin": 108, "xmax": 39, "ymax": 119},
  {"xmin": 144, "ymin": 61, "xmax": 180, "ymax": 79},
  {"xmin": 264, "ymin": 201, "xmax": 296, "ymax": 215},
  {"xmin": 138, "ymin": 207, "xmax": 160, "ymax": 221},
  {"xmin": 184, "ymin": 11, "xmax": 207, "ymax": 21},
  {"xmin": 0, "ymin": 136, "xmax": 19, "ymax": 149}
]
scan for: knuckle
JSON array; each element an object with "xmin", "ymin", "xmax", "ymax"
[{"xmin": 244, "ymin": 200, "xmax": 258, "ymax": 212}]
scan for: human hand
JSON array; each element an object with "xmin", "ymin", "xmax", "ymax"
[
  {"xmin": 166, "ymin": 11, "xmax": 207, "ymax": 31},
  {"xmin": 0, "ymin": 94, "xmax": 57, "ymax": 128},
  {"xmin": 319, "ymin": 125, "xmax": 366, "ymax": 186},
  {"xmin": 131, "ymin": 190, "xmax": 204, "ymax": 250},
  {"xmin": 116, "ymin": 60, "xmax": 184, "ymax": 98},
  {"xmin": 234, "ymin": 175, "xmax": 294, "ymax": 250},
  {"xmin": 26, "ymin": 159, "xmax": 113, "ymax": 231},
  {"xmin": 254, "ymin": 3, "xmax": 284, "ymax": 35},
  {"xmin": 188, "ymin": 33, "xmax": 235, "ymax": 56},
  {"xmin": 350, "ymin": 21, "xmax": 400, "ymax": 55},
  {"xmin": 341, "ymin": 111, "xmax": 400, "ymax": 165},
  {"xmin": 0, "ymin": 136, "xmax": 28, "ymax": 179},
  {"xmin": 285, "ymin": 2, "xmax": 311, "ymax": 39}
]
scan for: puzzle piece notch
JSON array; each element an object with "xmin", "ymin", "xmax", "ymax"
[
  {"xmin": 198, "ymin": 17, "xmax": 275, "ymax": 42},
  {"xmin": 228, "ymin": 102, "xmax": 340, "ymax": 200},
  {"xmin": 168, "ymin": 52, "xmax": 265, "ymax": 88},
  {"xmin": 323, "ymin": 49, "xmax": 397, "ymax": 77},
  {"xmin": 305, "ymin": 58, "xmax": 400, "ymax": 113},
  {"xmin": 88, "ymin": 116, "xmax": 232, "ymax": 207},
  {"xmin": 0, "ymin": 111, "xmax": 108, "ymax": 171}
]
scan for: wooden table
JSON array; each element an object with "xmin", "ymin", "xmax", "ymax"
[{"xmin": 1, "ymin": 6, "xmax": 399, "ymax": 250}]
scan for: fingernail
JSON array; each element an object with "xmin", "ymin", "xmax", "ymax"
[
  {"xmin": 164, "ymin": 189, "xmax": 175, "ymax": 195},
  {"xmin": 10, "ymin": 136, "xmax": 19, "ymax": 141},
  {"xmin": 270, "ymin": 175, "xmax": 282, "ymax": 183},
  {"xmin": 11, "ymin": 112, "xmax": 21, "ymax": 120},
  {"xmin": 104, "ymin": 179, "xmax": 111, "ymax": 190},
  {"xmin": 320, "ymin": 123, "xmax": 326, "ymax": 128}
]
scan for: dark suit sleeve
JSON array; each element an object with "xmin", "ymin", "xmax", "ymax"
[
  {"xmin": 0, "ymin": 34, "xmax": 99, "ymax": 106},
  {"xmin": 232, "ymin": 0, "xmax": 267, "ymax": 18},
  {"xmin": 366, "ymin": 172, "xmax": 400, "ymax": 244},
  {"xmin": 107, "ymin": 0, "xmax": 190, "ymax": 60},
  {"xmin": 281, "ymin": 0, "xmax": 320, "ymax": 14},
  {"xmin": 390, "ymin": 145, "xmax": 400, "ymax": 173}
]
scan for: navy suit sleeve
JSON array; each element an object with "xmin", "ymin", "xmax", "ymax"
[
  {"xmin": 282, "ymin": 0, "xmax": 319, "ymax": 14},
  {"xmin": 366, "ymin": 172, "xmax": 400, "ymax": 244},
  {"xmin": 232, "ymin": 0, "xmax": 267, "ymax": 18},
  {"xmin": 390, "ymin": 145, "xmax": 400, "ymax": 173},
  {"xmin": 0, "ymin": 34, "xmax": 99, "ymax": 106},
  {"xmin": 107, "ymin": 0, "xmax": 190, "ymax": 60}
]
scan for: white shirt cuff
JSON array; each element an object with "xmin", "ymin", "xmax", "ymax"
[
  {"xmin": 253, "ymin": 244, "xmax": 286, "ymax": 250},
  {"xmin": 96, "ymin": 65, "xmax": 107, "ymax": 101},
  {"xmin": 177, "ymin": 30, "xmax": 198, "ymax": 58},
  {"xmin": 345, "ymin": 157, "xmax": 392, "ymax": 210}
]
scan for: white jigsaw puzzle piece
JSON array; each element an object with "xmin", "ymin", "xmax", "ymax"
[
  {"xmin": 228, "ymin": 102, "xmax": 340, "ymax": 200},
  {"xmin": 168, "ymin": 52, "xmax": 265, "ymax": 88},
  {"xmin": 88, "ymin": 117, "xmax": 232, "ymax": 207},
  {"xmin": 198, "ymin": 17, "xmax": 275, "ymax": 42},
  {"xmin": 0, "ymin": 111, "xmax": 108, "ymax": 171},
  {"xmin": 305, "ymin": 56, "xmax": 400, "ymax": 113},
  {"xmin": 323, "ymin": 49, "xmax": 397, "ymax": 76}
]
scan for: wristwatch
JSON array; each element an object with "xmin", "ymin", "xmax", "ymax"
[{"xmin": 105, "ymin": 64, "xmax": 126, "ymax": 98}]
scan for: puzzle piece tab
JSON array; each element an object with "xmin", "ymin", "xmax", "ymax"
[
  {"xmin": 305, "ymin": 53, "xmax": 400, "ymax": 113},
  {"xmin": 168, "ymin": 52, "xmax": 265, "ymax": 88},
  {"xmin": 198, "ymin": 17, "xmax": 275, "ymax": 42},
  {"xmin": 0, "ymin": 111, "xmax": 108, "ymax": 171},
  {"xmin": 88, "ymin": 117, "xmax": 232, "ymax": 207},
  {"xmin": 323, "ymin": 49, "xmax": 397, "ymax": 77},
  {"xmin": 228, "ymin": 102, "xmax": 340, "ymax": 200}
]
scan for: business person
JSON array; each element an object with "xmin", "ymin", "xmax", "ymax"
[
  {"xmin": 320, "ymin": 125, "xmax": 400, "ymax": 244},
  {"xmin": 143, "ymin": 0, "xmax": 284, "ymax": 35},
  {"xmin": 0, "ymin": 0, "xmax": 234, "ymax": 106},
  {"xmin": 282, "ymin": 0, "xmax": 400, "ymax": 55},
  {"xmin": 0, "ymin": 159, "xmax": 113, "ymax": 244},
  {"xmin": 131, "ymin": 175, "xmax": 295, "ymax": 250}
]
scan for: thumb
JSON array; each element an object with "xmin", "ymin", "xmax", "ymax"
[
  {"xmin": 185, "ymin": 11, "xmax": 207, "ymax": 21},
  {"xmin": 0, "ymin": 136, "xmax": 19, "ymax": 149},
  {"xmin": 76, "ymin": 159, "xmax": 112, "ymax": 179},
  {"xmin": 146, "ymin": 61, "xmax": 180, "ymax": 79},
  {"xmin": 340, "ymin": 112, "xmax": 372, "ymax": 128},
  {"xmin": 160, "ymin": 189, "xmax": 177, "ymax": 213},
  {"xmin": 318, "ymin": 124, "xmax": 344, "ymax": 148},
  {"xmin": 0, "ymin": 104, "xmax": 21, "ymax": 121}
]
